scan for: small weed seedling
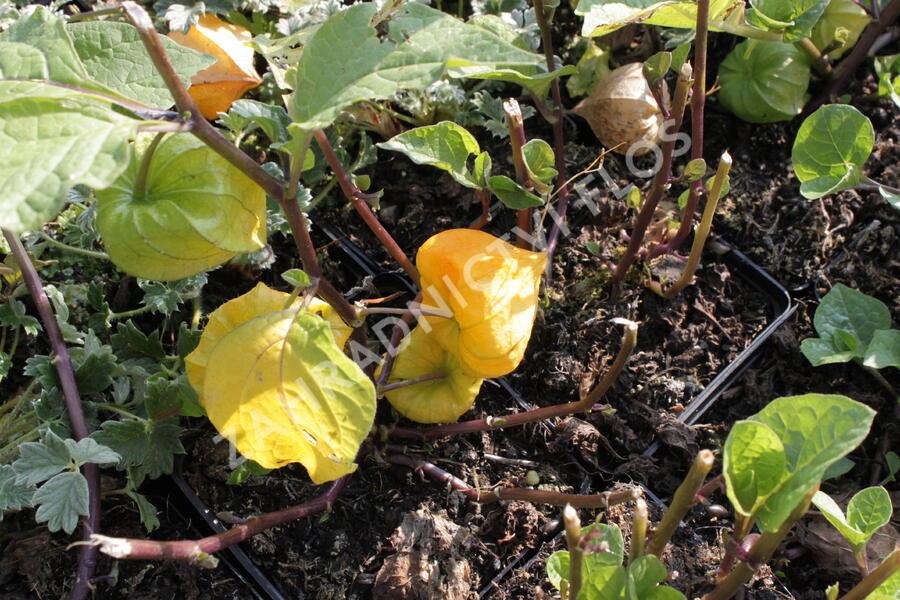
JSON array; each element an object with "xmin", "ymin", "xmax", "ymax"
[
  {"xmin": 547, "ymin": 394, "xmax": 900, "ymax": 600},
  {"xmin": 801, "ymin": 284, "xmax": 900, "ymax": 398},
  {"xmin": 0, "ymin": 1, "xmax": 895, "ymax": 599}
]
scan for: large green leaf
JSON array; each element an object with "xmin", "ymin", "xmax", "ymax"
[
  {"xmin": 748, "ymin": 0, "xmax": 820, "ymax": 26},
  {"xmin": 287, "ymin": 2, "xmax": 545, "ymax": 132},
  {"xmin": 377, "ymin": 122, "xmax": 482, "ymax": 188},
  {"xmin": 0, "ymin": 6, "xmax": 112, "ymax": 94},
  {"xmin": 575, "ymin": 0, "xmax": 737, "ymax": 37},
  {"xmin": 68, "ymin": 21, "xmax": 216, "ymax": 108},
  {"xmin": 800, "ymin": 284, "xmax": 892, "ymax": 365},
  {"xmin": 96, "ymin": 133, "xmax": 266, "ymax": 281},
  {"xmin": 724, "ymin": 394, "xmax": 875, "ymax": 532},
  {"xmin": 0, "ymin": 42, "xmax": 50, "ymax": 79},
  {"xmin": 792, "ymin": 105, "xmax": 874, "ymax": 199},
  {"xmin": 0, "ymin": 81, "xmax": 140, "ymax": 232},
  {"xmin": 718, "ymin": 40, "xmax": 811, "ymax": 124}
]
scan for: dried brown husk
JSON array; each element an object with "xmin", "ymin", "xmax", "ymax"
[{"xmin": 573, "ymin": 62, "xmax": 666, "ymax": 156}]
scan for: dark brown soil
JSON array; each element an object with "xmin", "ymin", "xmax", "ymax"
[{"xmin": 2, "ymin": 19, "xmax": 899, "ymax": 600}]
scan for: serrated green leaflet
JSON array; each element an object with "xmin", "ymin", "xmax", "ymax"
[
  {"xmin": 221, "ymin": 99, "xmax": 292, "ymax": 144},
  {"xmin": 68, "ymin": 21, "xmax": 215, "ymax": 108},
  {"xmin": 378, "ymin": 122, "xmax": 481, "ymax": 188},
  {"xmin": 0, "ymin": 81, "xmax": 140, "ymax": 232},
  {"xmin": 718, "ymin": 40, "xmax": 811, "ymax": 124},
  {"xmin": 288, "ymin": 3, "xmax": 545, "ymax": 132},
  {"xmin": 64, "ymin": 438, "xmax": 120, "ymax": 466},
  {"xmin": 792, "ymin": 105, "xmax": 874, "ymax": 199},
  {"xmin": 33, "ymin": 471, "xmax": 88, "ymax": 534},
  {"xmin": 13, "ymin": 430, "xmax": 71, "ymax": 486},
  {"xmin": 724, "ymin": 394, "xmax": 875, "ymax": 532},
  {"xmin": 96, "ymin": 133, "xmax": 266, "ymax": 281},
  {"xmin": 575, "ymin": 0, "xmax": 736, "ymax": 37},
  {"xmin": 0, "ymin": 464, "xmax": 34, "ymax": 516},
  {"xmin": 127, "ymin": 490, "xmax": 161, "ymax": 532},
  {"xmin": 92, "ymin": 418, "xmax": 185, "ymax": 479}
]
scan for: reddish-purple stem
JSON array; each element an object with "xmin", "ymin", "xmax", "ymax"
[
  {"xmin": 313, "ymin": 130, "xmax": 420, "ymax": 285},
  {"xmin": 533, "ymin": 0, "xmax": 571, "ymax": 279},
  {"xmin": 387, "ymin": 453, "xmax": 640, "ymax": 507},
  {"xmin": 3, "ymin": 230, "xmax": 97, "ymax": 600},
  {"xmin": 649, "ymin": 0, "xmax": 709, "ymax": 258},
  {"xmin": 388, "ymin": 319, "xmax": 636, "ymax": 440},
  {"xmin": 609, "ymin": 66, "xmax": 693, "ymax": 294},
  {"xmin": 92, "ymin": 477, "xmax": 347, "ymax": 563},
  {"xmin": 504, "ymin": 99, "xmax": 535, "ymax": 249},
  {"xmin": 374, "ymin": 297, "xmax": 419, "ymax": 390},
  {"xmin": 121, "ymin": 2, "xmax": 358, "ymax": 326}
]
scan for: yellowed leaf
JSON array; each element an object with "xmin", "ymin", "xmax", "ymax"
[
  {"xmin": 380, "ymin": 325, "xmax": 483, "ymax": 423},
  {"xmin": 187, "ymin": 282, "xmax": 352, "ymax": 394},
  {"xmin": 168, "ymin": 14, "xmax": 262, "ymax": 119},
  {"xmin": 199, "ymin": 308, "xmax": 374, "ymax": 483},
  {"xmin": 417, "ymin": 229, "xmax": 546, "ymax": 379}
]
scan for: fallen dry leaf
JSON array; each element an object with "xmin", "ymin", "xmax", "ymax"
[
  {"xmin": 168, "ymin": 14, "xmax": 262, "ymax": 119},
  {"xmin": 374, "ymin": 506, "xmax": 475, "ymax": 600}
]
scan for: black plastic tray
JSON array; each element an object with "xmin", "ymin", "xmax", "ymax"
[
  {"xmin": 157, "ymin": 221, "xmax": 792, "ymax": 600},
  {"xmin": 642, "ymin": 239, "xmax": 795, "ymax": 457},
  {"xmin": 141, "ymin": 455, "xmax": 287, "ymax": 600}
]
